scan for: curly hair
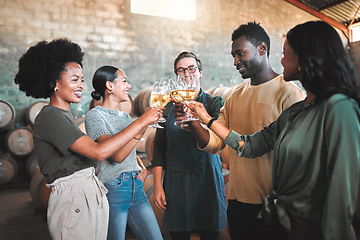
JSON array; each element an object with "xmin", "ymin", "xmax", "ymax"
[
  {"xmin": 231, "ymin": 22, "xmax": 271, "ymax": 57},
  {"xmin": 91, "ymin": 65, "xmax": 119, "ymax": 100},
  {"xmin": 286, "ymin": 21, "xmax": 359, "ymax": 105},
  {"xmin": 173, "ymin": 51, "xmax": 202, "ymax": 74},
  {"xmin": 14, "ymin": 38, "xmax": 84, "ymax": 99}
]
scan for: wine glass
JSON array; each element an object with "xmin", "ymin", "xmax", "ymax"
[
  {"xmin": 149, "ymin": 79, "xmax": 171, "ymax": 128},
  {"xmin": 177, "ymin": 73, "xmax": 198, "ymax": 123},
  {"xmin": 169, "ymin": 77, "xmax": 184, "ymax": 127}
]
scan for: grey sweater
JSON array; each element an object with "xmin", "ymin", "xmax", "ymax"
[{"xmin": 85, "ymin": 106, "xmax": 141, "ymax": 183}]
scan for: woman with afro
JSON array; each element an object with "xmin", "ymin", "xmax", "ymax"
[{"xmin": 14, "ymin": 38, "xmax": 163, "ymax": 240}]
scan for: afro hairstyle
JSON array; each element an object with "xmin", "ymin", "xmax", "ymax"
[{"xmin": 14, "ymin": 38, "xmax": 84, "ymax": 99}]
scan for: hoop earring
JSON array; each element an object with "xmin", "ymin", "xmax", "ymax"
[{"xmin": 54, "ymin": 87, "xmax": 58, "ymax": 92}]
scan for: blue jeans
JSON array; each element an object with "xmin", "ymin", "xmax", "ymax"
[{"xmin": 104, "ymin": 171, "xmax": 163, "ymax": 240}]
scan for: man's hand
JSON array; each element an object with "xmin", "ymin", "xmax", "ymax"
[
  {"xmin": 174, "ymin": 102, "xmax": 186, "ymax": 126},
  {"xmin": 153, "ymin": 186, "xmax": 167, "ymax": 209}
]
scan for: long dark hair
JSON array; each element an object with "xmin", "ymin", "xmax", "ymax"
[
  {"xmin": 286, "ymin": 21, "xmax": 359, "ymax": 105},
  {"xmin": 91, "ymin": 65, "xmax": 119, "ymax": 100}
]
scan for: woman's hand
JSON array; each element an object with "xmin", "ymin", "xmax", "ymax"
[
  {"xmin": 136, "ymin": 156, "xmax": 147, "ymax": 183},
  {"xmin": 185, "ymin": 101, "xmax": 212, "ymax": 124},
  {"xmin": 140, "ymin": 107, "xmax": 163, "ymax": 125}
]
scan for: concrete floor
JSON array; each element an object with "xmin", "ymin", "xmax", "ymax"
[
  {"xmin": 0, "ymin": 185, "xmax": 51, "ymax": 240},
  {"xmin": 2, "ymin": 185, "xmax": 359, "ymax": 240},
  {"xmin": 0, "ymin": 187, "xmax": 172, "ymax": 240},
  {"xmin": 0, "ymin": 154, "xmax": 176, "ymax": 240},
  {"xmin": 0, "ymin": 184, "xmax": 157, "ymax": 240},
  {"xmin": 0, "ymin": 164, "xmax": 358, "ymax": 240}
]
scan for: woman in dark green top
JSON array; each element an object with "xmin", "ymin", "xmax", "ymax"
[
  {"xmin": 187, "ymin": 21, "xmax": 360, "ymax": 240},
  {"xmin": 14, "ymin": 39, "xmax": 162, "ymax": 240}
]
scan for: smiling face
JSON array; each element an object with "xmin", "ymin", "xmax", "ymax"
[
  {"xmin": 109, "ymin": 69, "xmax": 131, "ymax": 102},
  {"xmin": 281, "ymin": 39, "xmax": 301, "ymax": 81},
  {"xmin": 54, "ymin": 62, "xmax": 84, "ymax": 105},
  {"xmin": 175, "ymin": 57, "xmax": 202, "ymax": 92},
  {"xmin": 231, "ymin": 36, "xmax": 264, "ymax": 80}
]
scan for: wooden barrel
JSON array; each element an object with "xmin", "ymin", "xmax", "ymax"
[
  {"xmin": 89, "ymin": 95, "xmax": 134, "ymax": 116},
  {"xmin": 0, "ymin": 100, "xmax": 15, "ymax": 132},
  {"xmin": 145, "ymin": 129, "xmax": 156, "ymax": 161},
  {"xmin": 219, "ymin": 145, "xmax": 230, "ymax": 169},
  {"xmin": 222, "ymin": 168, "xmax": 229, "ymax": 186},
  {"xmin": 30, "ymin": 169, "xmax": 51, "ymax": 209},
  {"xmin": 136, "ymin": 127, "xmax": 156, "ymax": 153},
  {"xmin": 222, "ymin": 84, "xmax": 241, "ymax": 100},
  {"xmin": 211, "ymin": 84, "xmax": 242, "ymax": 101},
  {"xmin": 143, "ymin": 173, "xmax": 154, "ymax": 194},
  {"xmin": 205, "ymin": 87, "xmax": 217, "ymax": 95},
  {"xmin": 4, "ymin": 126, "xmax": 34, "ymax": 158},
  {"xmin": 0, "ymin": 153, "xmax": 18, "ymax": 184},
  {"xmin": 25, "ymin": 154, "xmax": 39, "ymax": 178},
  {"xmin": 212, "ymin": 86, "xmax": 230, "ymax": 98},
  {"xmin": 133, "ymin": 87, "xmax": 152, "ymax": 117},
  {"xmin": 143, "ymin": 174, "xmax": 166, "ymax": 233},
  {"xmin": 25, "ymin": 101, "xmax": 49, "ymax": 128}
]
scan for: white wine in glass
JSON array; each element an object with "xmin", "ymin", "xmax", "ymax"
[
  {"xmin": 150, "ymin": 93, "xmax": 170, "ymax": 122},
  {"xmin": 177, "ymin": 74, "xmax": 198, "ymax": 123},
  {"xmin": 177, "ymin": 89, "xmax": 196, "ymax": 102},
  {"xmin": 150, "ymin": 93, "xmax": 170, "ymax": 108},
  {"xmin": 149, "ymin": 79, "xmax": 171, "ymax": 128}
]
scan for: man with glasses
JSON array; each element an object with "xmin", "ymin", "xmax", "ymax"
[{"xmin": 152, "ymin": 51, "xmax": 227, "ymax": 240}]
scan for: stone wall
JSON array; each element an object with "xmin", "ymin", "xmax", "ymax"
[
  {"xmin": 0, "ymin": 0, "xmax": 329, "ymax": 123},
  {"xmin": 350, "ymin": 41, "xmax": 360, "ymax": 93}
]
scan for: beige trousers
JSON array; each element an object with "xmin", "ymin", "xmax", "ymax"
[{"xmin": 46, "ymin": 167, "xmax": 109, "ymax": 240}]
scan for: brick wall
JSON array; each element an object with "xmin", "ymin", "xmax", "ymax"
[
  {"xmin": 0, "ymin": 0, "xmax": 322, "ymax": 123},
  {"xmin": 350, "ymin": 41, "xmax": 360, "ymax": 93}
]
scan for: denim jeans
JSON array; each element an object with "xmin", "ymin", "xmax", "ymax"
[{"xmin": 104, "ymin": 171, "xmax": 163, "ymax": 240}]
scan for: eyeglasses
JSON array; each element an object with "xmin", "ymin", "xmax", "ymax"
[{"xmin": 176, "ymin": 65, "xmax": 198, "ymax": 75}]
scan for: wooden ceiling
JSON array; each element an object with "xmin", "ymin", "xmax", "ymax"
[{"xmin": 285, "ymin": 0, "xmax": 360, "ymax": 40}]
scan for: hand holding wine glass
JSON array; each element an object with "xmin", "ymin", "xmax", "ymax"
[
  {"xmin": 184, "ymin": 101, "xmax": 212, "ymax": 124},
  {"xmin": 177, "ymin": 73, "xmax": 198, "ymax": 123},
  {"xmin": 169, "ymin": 78, "xmax": 185, "ymax": 126}
]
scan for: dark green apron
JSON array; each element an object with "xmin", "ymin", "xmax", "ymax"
[{"xmin": 162, "ymin": 94, "xmax": 226, "ymax": 231}]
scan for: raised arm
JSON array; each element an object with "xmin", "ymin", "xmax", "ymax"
[
  {"xmin": 187, "ymin": 100, "xmax": 285, "ymax": 159},
  {"xmin": 71, "ymin": 107, "xmax": 162, "ymax": 162},
  {"xmin": 174, "ymin": 102, "xmax": 211, "ymax": 148},
  {"xmin": 185, "ymin": 101, "xmax": 242, "ymax": 148}
]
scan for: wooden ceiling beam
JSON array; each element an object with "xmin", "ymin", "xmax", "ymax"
[{"xmin": 284, "ymin": 0, "xmax": 349, "ymax": 38}]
